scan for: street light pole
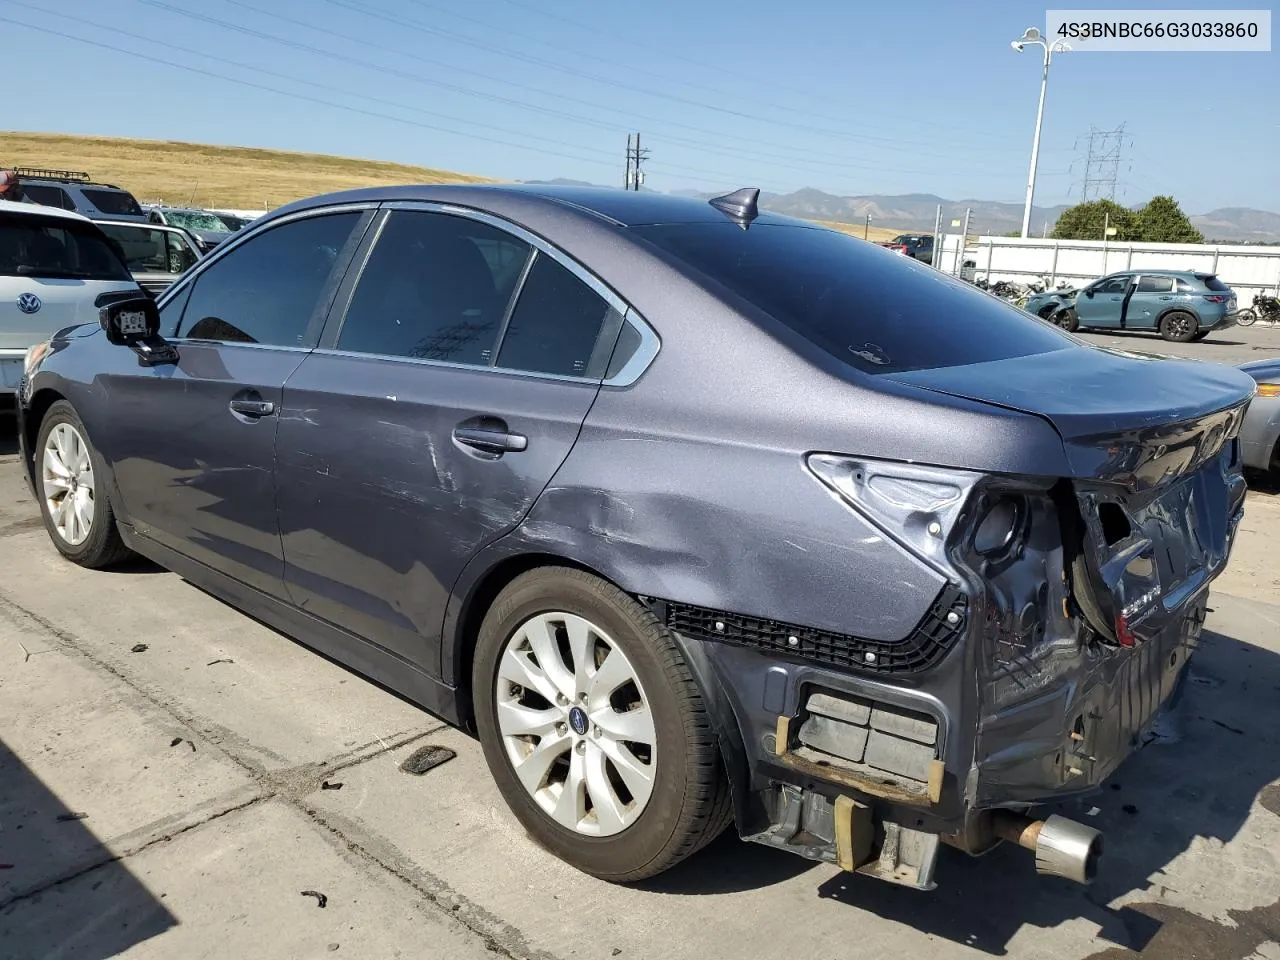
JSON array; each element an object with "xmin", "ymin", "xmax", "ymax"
[{"xmin": 1011, "ymin": 28, "xmax": 1070, "ymax": 239}]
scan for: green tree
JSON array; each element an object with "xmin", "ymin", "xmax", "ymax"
[
  {"xmin": 1050, "ymin": 199, "xmax": 1136, "ymax": 241},
  {"xmin": 1136, "ymin": 195, "xmax": 1204, "ymax": 244}
]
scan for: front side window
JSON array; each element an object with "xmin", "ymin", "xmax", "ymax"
[
  {"xmin": 338, "ymin": 210, "xmax": 529, "ymax": 363},
  {"xmin": 1136, "ymin": 275, "xmax": 1175, "ymax": 293},
  {"xmin": 177, "ymin": 212, "xmax": 359, "ymax": 345},
  {"xmin": 0, "ymin": 213, "xmax": 132, "ymax": 281},
  {"xmin": 634, "ymin": 222, "xmax": 1072, "ymax": 374},
  {"xmin": 496, "ymin": 253, "xmax": 615, "ymax": 377},
  {"xmin": 1093, "ymin": 276, "xmax": 1131, "ymax": 295}
]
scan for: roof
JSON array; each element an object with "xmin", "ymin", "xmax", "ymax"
[
  {"xmin": 0, "ymin": 199, "xmax": 92, "ymax": 223},
  {"xmin": 1106, "ymin": 268, "xmax": 1214, "ymax": 278},
  {"xmin": 264, "ymin": 183, "xmax": 811, "ymax": 229}
]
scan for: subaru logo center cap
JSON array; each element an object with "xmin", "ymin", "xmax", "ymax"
[
  {"xmin": 17, "ymin": 292, "xmax": 41, "ymax": 314},
  {"xmin": 568, "ymin": 706, "xmax": 589, "ymax": 736}
]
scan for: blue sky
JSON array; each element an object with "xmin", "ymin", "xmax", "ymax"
[{"xmin": 2, "ymin": 0, "xmax": 1277, "ymax": 212}]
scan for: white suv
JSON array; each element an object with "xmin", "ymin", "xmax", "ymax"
[{"xmin": 1, "ymin": 200, "xmax": 141, "ymax": 399}]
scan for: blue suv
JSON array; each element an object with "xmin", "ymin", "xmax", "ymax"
[{"xmin": 1024, "ymin": 270, "xmax": 1238, "ymax": 342}]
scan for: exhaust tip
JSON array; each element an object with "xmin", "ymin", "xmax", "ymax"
[{"xmin": 1033, "ymin": 814, "xmax": 1103, "ymax": 885}]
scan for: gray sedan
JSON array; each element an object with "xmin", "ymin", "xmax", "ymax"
[
  {"xmin": 16, "ymin": 183, "xmax": 1254, "ymax": 894},
  {"xmin": 1239, "ymin": 358, "xmax": 1280, "ymax": 478}
]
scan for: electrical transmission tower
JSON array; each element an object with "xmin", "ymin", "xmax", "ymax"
[
  {"xmin": 1075, "ymin": 124, "xmax": 1127, "ymax": 202},
  {"xmin": 624, "ymin": 133, "xmax": 649, "ymax": 191}
]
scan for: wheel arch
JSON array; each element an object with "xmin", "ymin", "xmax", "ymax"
[
  {"xmin": 443, "ymin": 547, "xmax": 751, "ymax": 827},
  {"xmin": 21, "ymin": 387, "xmax": 68, "ymax": 480}
]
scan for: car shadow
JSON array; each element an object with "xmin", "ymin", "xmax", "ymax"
[
  {"xmin": 0, "ymin": 737, "xmax": 177, "ymax": 958},
  {"xmin": 1083, "ymin": 330, "xmax": 1246, "ymax": 347},
  {"xmin": 810, "ymin": 606, "xmax": 1280, "ymax": 956},
  {"xmin": 0, "ymin": 415, "xmax": 18, "ymax": 456}
]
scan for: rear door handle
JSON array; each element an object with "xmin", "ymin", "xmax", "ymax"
[
  {"xmin": 453, "ymin": 425, "xmax": 528, "ymax": 454},
  {"xmin": 229, "ymin": 398, "xmax": 276, "ymax": 417},
  {"xmin": 1158, "ymin": 296, "xmax": 1173, "ymax": 300}
]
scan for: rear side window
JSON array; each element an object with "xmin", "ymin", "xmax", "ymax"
[
  {"xmin": 338, "ymin": 210, "xmax": 530, "ymax": 363},
  {"xmin": 81, "ymin": 189, "xmax": 143, "ymax": 216},
  {"xmin": 1136, "ymin": 275, "xmax": 1175, "ymax": 293},
  {"xmin": 98, "ymin": 224, "xmax": 198, "ymax": 275},
  {"xmin": 495, "ymin": 253, "xmax": 615, "ymax": 377},
  {"xmin": 177, "ymin": 212, "xmax": 359, "ymax": 345},
  {"xmin": 0, "ymin": 213, "xmax": 132, "ymax": 281},
  {"xmin": 21, "ymin": 184, "xmax": 77, "ymax": 210},
  {"xmin": 634, "ymin": 222, "xmax": 1071, "ymax": 374},
  {"xmin": 1198, "ymin": 274, "xmax": 1231, "ymax": 292}
]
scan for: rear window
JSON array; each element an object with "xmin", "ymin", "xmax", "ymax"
[
  {"xmin": 82, "ymin": 188, "xmax": 143, "ymax": 216},
  {"xmin": 0, "ymin": 213, "xmax": 133, "ymax": 281},
  {"xmin": 1197, "ymin": 274, "xmax": 1231, "ymax": 292},
  {"xmin": 633, "ymin": 222, "xmax": 1072, "ymax": 374}
]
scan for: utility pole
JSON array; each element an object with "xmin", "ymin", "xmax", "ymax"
[
  {"xmin": 625, "ymin": 134, "xmax": 632, "ymax": 190},
  {"xmin": 1077, "ymin": 123, "xmax": 1127, "ymax": 201},
  {"xmin": 626, "ymin": 132, "xmax": 649, "ymax": 191},
  {"xmin": 864, "ymin": 214, "xmax": 871, "ymax": 240}
]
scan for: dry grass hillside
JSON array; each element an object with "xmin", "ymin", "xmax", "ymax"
[
  {"xmin": 2, "ymin": 133, "xmax": 909, "ymax": 240},
  {"xmin": 1, "ymin": 132, "xmax": 493, "ymax": 210}
]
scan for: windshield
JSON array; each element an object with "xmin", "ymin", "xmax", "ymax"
[
  {"xmin": 634, "ymin": 221, "xmax": 1073, "ymax": 374},
  {"xmin": 163, "ymin": 209, "xmax": 230, "ymax": 232},
  {"xmin": 82, "ymin": 188, "xmax": 143, "ymax": 216},
  {"xmin": 0, "ymin": 213, "xmax": 133, "ymax": 281}
]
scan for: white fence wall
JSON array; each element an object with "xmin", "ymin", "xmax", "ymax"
[{"xmin": 935, "ymin": 235, "xmax": 1280, "ymax": 306}]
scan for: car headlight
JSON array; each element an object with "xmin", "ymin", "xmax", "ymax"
[{"xmin": 24, "ymin": 340, "xmax": 51, "ymax": 375}]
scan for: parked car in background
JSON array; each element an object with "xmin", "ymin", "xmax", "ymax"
[
  {"xmin": 12, "ymin": 167, "xmax": 149, "ymax": 224},
  {"xmin": 145, "ymin": 206, "xmax": 232, "ymax": 252},
  {"xmin": 0, "ymin": 200, "xmax": 140, "ymax": 401},
  {"xmin": 96, "ymin": 220, "xmax": 203, "ymax": 297},
  {"xmin": 1023, "ymin": 270, "xmax": 1238, "ymax": 342},
  {"xmin": 17, "ymin": 184, "xmax": 1254, "ymax": 893},
  {"xmin": 212, "ymin": 212, "xmax": 255, "ymax": 231},
  {"xmin": 878, "ymin": 233, "xmax": 933, "ymax": 264},
  {"xmin": 1238, "ymin": 359, "xmax": 1280, "ymax": 479}
]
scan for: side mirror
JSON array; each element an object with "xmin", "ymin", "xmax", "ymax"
[
  {"xmin": 99, "ymin": 296, "xmax": 178, "ymax": 366},
  {"xmin": 1084, "ymin": 287, "xmax": 1095, "ymax": 298},
  {"xmin": 100, "ymin": 295, "xmax": 160, "ymax": 345}
]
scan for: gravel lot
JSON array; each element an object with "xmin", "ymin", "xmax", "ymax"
[{"xmin": 1, "ymin": 324, "xmax": 1278, "ymax": 960}]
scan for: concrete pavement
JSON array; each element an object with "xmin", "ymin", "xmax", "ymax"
[{"xmin": 1, "ymin": 419, "xmax": 1279, "ymax": 959}]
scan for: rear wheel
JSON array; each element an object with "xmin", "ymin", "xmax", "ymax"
[
  {"xmin": 1189, "ymin": 330, "xmax": 1210, "ymax": 342},
  {"xmin": 1159, "ymin": 311, "xmax": 1198, "ymax": 342},
  {"xmin": 1236, "ymin": 309, "xmax": 1257, "ymax": 327},
  {"xmin": 473, "ymin": 567, "xmax": 732, "ymax": 882},
  {"xmin": 35, "ymin": 400, "xmax": 133, "ymax": 568}
]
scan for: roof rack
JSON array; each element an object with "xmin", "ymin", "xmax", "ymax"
[{"xmin": 9, "ymin": 166, "xmax": 93, "ymax": 183}]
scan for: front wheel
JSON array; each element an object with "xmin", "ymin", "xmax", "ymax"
[
  {"xmin": 1055, "ymin": 308, "xmax": 1079, "ymax": 333},
  {"xmin": 34, "ymin": 400, "xmax": 133, "ymax": 568},
  {"xmin": 1236, "ymin": 309, "xmax": 1257, "ymax": 327},
  {"xmin": 473, "ymin": 567, "xmax": 732, "ymax": 882},
  {"xmin": 1190, "ymin": 330, "xmax": 1210, "ymax": 342},
  {"xmin": 1159, "ymin": 311, "xmax": 1198, "ymax": 342}
]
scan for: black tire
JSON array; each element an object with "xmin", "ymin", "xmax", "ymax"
[
  {"xmin": 1056, "ymin": 307, "xmax": 1079, "ymax": 333},
  {"xmin": 1190, "ymin": 330, "xmax": 1210, "ymax": 342},
  {"xmin": 33, "ymin": 400, "xmax": 133, "ymax": 568},
  {"xmin": 1159, "ymin": 311, "xmax": 1198, "ymax": 342},
  {"xmin": 473, "ymin": 567, "xmax": 733, "ymax": 882},
  {"xmin": 1236, "ymin": 309, "xmax": 1257, "ymax": 327}
]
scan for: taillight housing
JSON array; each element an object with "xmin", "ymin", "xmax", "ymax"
[{"xmin": 1203, "ymin": 295, "xmax": 1227, "ymax": 303}]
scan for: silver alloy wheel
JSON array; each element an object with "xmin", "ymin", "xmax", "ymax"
[
  {"xmin": 496, "ymin": 612, "xmax": 657, "ymax": 837},
  {"xmin": 42, "ymin": 423, "xmax": 96, "ymax": 547}
]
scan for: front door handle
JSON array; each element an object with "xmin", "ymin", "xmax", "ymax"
[
  {"xmin": 453, "ymin": 425, "xmax": 528, "ymax": 454},
  {"xmin": 1158, "ymin": 295, "xmax": 1173, "ymax": 300},
  {"xmin": 229, "ymin": 398, "xmax": 276, "ymax": 418}
]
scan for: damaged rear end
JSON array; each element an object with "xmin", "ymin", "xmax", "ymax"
[{"xmin": 723, "ymin": 349, "xmax": 1252, "ymax": 891}]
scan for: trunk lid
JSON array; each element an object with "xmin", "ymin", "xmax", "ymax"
[{"xmin": 887, "ymin": 345, "xmax": 1253, "ymax": 643}]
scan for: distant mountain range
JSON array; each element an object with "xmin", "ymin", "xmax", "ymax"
[{"xmin": 524, "ymin": 180, "xmax": 1280, "ymax": 243}]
